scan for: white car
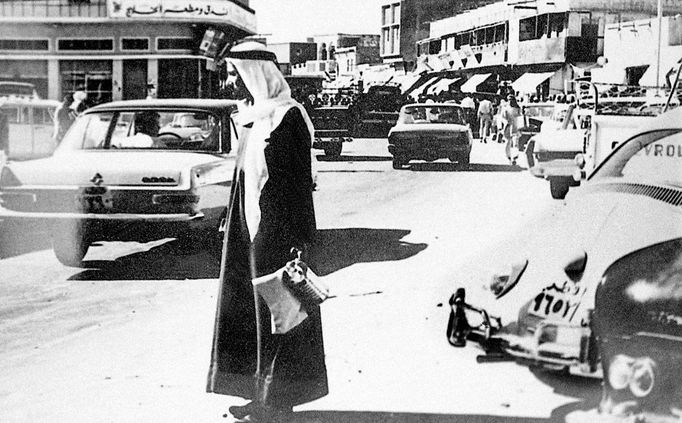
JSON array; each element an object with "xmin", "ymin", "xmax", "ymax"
[
  {"xmin": 450, "ymin": 106, "xmax": 682, "ymax": 378},
  {"xmin": 0, "ymin": 99, "xmax": 238, "ymax": 266}
]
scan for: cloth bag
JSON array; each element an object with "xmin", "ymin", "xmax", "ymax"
[{"xmin": 252, "ymin": 268, "xmax": 308, "ymax": 334}]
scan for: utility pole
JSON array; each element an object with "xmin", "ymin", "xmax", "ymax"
[{"xmin": 656, "ymin": 0, "xmax": 663, "ymax": 89}]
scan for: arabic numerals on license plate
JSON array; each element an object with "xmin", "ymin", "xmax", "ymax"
[{"xmin": 532, "ymin": 290, "xmax": 580, "ymax": 319}]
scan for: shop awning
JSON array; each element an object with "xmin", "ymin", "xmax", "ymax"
[
  {"xmin": 408, "ymin": 76, "xmax": 440, "ymax": 99},
  {"xmin": 511, "ymin": 71, "xmax": 555, "ymax": 94},
  {"xmin": 460, "ymin": 73, "xmax": 492, "ymax": 93},
  {"xmin": 426, "ymin": 77, "xmax": 461, "ymax": 95},
  {"xmin": 639, "ymin": 55, "xmax": 682, "ymax": 87},
  {"xmin": 391, "ymin": 73, "xmax": 422, "ymax": 94}
]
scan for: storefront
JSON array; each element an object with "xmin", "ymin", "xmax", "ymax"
[{"xmin": 0, "ymin": 0, "xmax": 256, "ymax": 103}]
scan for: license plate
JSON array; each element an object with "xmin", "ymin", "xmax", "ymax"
[
  {"xmin": 528, "ymin": 280, "xmax": 586, "ymax": 322},
  {"xmin": 76, "ymin": 193, "xmax": 113, "ymax": 213}
]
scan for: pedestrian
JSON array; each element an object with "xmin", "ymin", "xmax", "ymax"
[
  {"xmin": 460, "ymin": 94, "xmax": 476, "ymax": 128},
  {"xmin": 53, "ymin": 93, "xmax": 77, "ymax": 143},
  {"xmin": 206, "ymin": 41, "xmax": 327, "ymax": 423},
  {"xmin": 477, "ymin": 97, "xmax": 493, "ymax": 143},
  {"xmin": 502, "ymin": 94, "xmax": 521, "ymax": 164},
  {"xmin": 71, "ymin": 90, "xmax": 88, "ymax": 114}
]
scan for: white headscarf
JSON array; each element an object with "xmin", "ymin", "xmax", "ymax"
[{"xmin": 227, "ymin": 51, "xmax": 315, "ymax": 242}]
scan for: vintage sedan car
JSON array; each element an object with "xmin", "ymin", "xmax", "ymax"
[
  {"xmin": 388, "ymin": 103, "xmax": 472, "ymax": 169},
  {"xmin": 588, "ymin": 238, "xmax": 682, "ymax": 422},
  {"xmin": 449, "ymin": 106, "xmax": 682, "ymax": 379},
  {"xmin": 528, "ymin": 103, "xmax": 587, "ymax": 199},
  {"xmin": 0, "ymin": 99, "xmax": 238, "ymax": 266}
]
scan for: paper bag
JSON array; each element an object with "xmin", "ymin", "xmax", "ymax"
[{"xmin": 252, "ymin": 269, "xmax": 308, "ymax": 334}]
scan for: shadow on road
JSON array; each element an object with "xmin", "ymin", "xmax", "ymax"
[
  {"xmin": 316, "ymin": 155, "xmax": 393, "ymax": 162},
  {"xmin": 68, "ymin": 240, "xmax": 221, "ymax": 281},
  {"xmin": 290, "ymin": 411, "xmax": 548, "ymax": 422},
  {"xmin": 0, "ymin": 220, "xmax": 51, "ymax": 259},
  {"xmin": 67, "ymin": 228, "xmax": 426, "ymax": 281},
  {"xmin": 529, "ymin": 368, "xmax": 602, "ymax": 422},
  {"xmin": 310, "ymin": 228, "xmax": 427, "ymax": 276},
  {"xmin": 407, "ymin": 162, "xmax": 526, "ymax": 172}
]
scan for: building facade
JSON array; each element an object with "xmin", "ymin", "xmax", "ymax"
[
  {"xmin": 415, "ymin": 0, "xmax": 682, "ymax": 97},
  {"xmin": 380, "ymin": 0, "xmax": 497, "ymax": 70},
  {"xmin": 0, "ymin": 0, "xmax": 255, "ymax": 103},
  {"xmin": 268, "ymin": 41, "xmax": 318, "ymax": 75}
]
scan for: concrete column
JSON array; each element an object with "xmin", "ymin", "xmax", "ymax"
[
  {"xmin": 112, "ymin": 59, "xmax": 122, "ymax": 101},
  {"xmin": 47, "ymin": 59, "xmax": 60, "ymax": 100},
  {"xmin": 147, "ymin": 59, "xmax": 158, "ymax": 97}
]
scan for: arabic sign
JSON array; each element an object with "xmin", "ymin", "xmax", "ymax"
[{"xmin": 108, "ymin": 0, "xmax": 256, "ymax": 33}]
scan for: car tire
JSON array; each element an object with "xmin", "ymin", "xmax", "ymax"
[
  {"xmin": 549, "ymin": 177, "xmax": 570, "ymax": 199},
  {"xmin": 525, "ymin": 141, "xmax": 536, "ymax": 168},
  {"xmin": 324, "ymin": 142, "xmax": 342, "ymax": 157},
  {"xmin": 392, "ymin": 158, "xmax": 405, "ymax": 169},
  {"xmin": 52, "ymin": 222, "xmax": 89, "ymax": 267},
  {"xmin": 459, "ymin": 154, "xmax": 470, "ymax": 169}
]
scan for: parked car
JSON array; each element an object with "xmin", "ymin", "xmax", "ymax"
[
  {"xmin": 0, "ymin": 99, "xmax": 238, "ymax": 266},
  {"xmin": 518, "ymin": 101, "xmax": 555, "ymax": 152},
  {"xmin": 528, "ymin": 103, "xmax": 588, "ymax": 199},
  {"xmin": 0, "ymin": 96, "xmax": 60, "ymax": 160},
  {"xmin": 449, "ymin": 106, "xmax": 682, "ymax": 378},
  {"xmin": 388, "ymin": 103, "xmax": 473, "ymax": 169}
]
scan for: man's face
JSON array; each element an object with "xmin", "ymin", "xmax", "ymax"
[{"xmin": 225, "ymin": 62, "xmax": 252, "ymax": 103}]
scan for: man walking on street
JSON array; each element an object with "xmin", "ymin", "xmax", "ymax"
[{"xmin": 477, "ymin": 97, "xmax": 493, "ymax": 143}]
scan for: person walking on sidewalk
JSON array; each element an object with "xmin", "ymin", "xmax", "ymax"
[
  {"xmin": 477, "ymin": 97, "xmax": 493, "ymax": 143},
  {"xmin": 206, "ymin": 41, "xmax": 328, "ymax": 423},
  {"xmin": 502, "ymin": 94, "xmax": 521, "ymax": 164}
]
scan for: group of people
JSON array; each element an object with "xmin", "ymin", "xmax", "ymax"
[{"xmin": 52, "ymin": 90, "xmax": 87, "ymax": 143}]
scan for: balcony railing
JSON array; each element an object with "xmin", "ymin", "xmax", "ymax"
[{"xmin": 0, "ymin": 0, "xmax": 108, "ymax": 18}]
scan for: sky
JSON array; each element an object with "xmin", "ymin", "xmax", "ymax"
[{"xmin": 250, "ymin": 0, "xmax": 386, "ymax": 42}]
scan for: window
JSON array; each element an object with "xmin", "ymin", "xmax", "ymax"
[
  {"xmin": 156, "ymin": 38, "xmax": 194, "ymax": 51},
  {"xmin": 537, "ymin": 14, "xmax": 548, "ymax": 38},
  {"xmin": 58, "ymin": 38, "xmax": 113, "ymax": 51},
  {"xmin": 519, "ymin": 16, "xmax": 537, "ymax": 42},
  {"xmin": 0, "ymin": 39, "xmax": 48, "ymax": 51},
  {"xmin": 382, "ymin": 5, "xmax": 391, "ymax": 25},
  {"xmin": 121, "ymin": 38, "xmax": 149, "ymax": 51}
]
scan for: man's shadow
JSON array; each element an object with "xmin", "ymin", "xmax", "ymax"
[
  {"xmin": 310, "ymin": 228, "xmax": 427, "ymax": 276},
  {"xmin": 68, "ymin": 228, "xmax": 427, "ymax": 281}
]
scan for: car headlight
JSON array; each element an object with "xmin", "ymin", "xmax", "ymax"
[
  {"xmin": 608, "ymin": 354, "xmax": 634, "ymax": 390},
  {"xmin": 490, "ymin": 259, "xmax": 528, "ymax": 299}
]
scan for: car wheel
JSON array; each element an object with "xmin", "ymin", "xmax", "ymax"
[
  {"xmin": 52, "ymin": 222, "xmax": 89, "ymax": 267},
  {"xmin": 549, "ymin": 177, "xmax": 570, "ymax": 199},
  {"xmin": 392, "ymin": 158, "xmax": 405, "ymax": 169},
  {"xmin": 459, "ymin": 154, "xmax": 470, "ymax": 169},
  {"xmin": 525, "ymin": 141, "xmax": 536, "ymax": 168},
  {"xmin": 324, "ymin": 142, "xmax": 342, "ymax": 157}
]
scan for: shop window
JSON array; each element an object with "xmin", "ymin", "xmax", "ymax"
[
  {"xmin": 58, "ymin": 38, "xmax": 113, "ymax": 51},
  {"xmin": 60, "ymin": 60, "xmax": 112, "ymax": 106},
  {"xmin": 156, "ymin": 38, "xmax": 194, "ymax": 51},
  {"xmin": 549, "ymin": 13, "xmax": 566, "ymax": 38},
  {"xmin": 519, "ymin": 16, "xmax": 537, "ymax": 41},
  {"xmin": 121, "ymin": 38, "xmax": 149, "ymax": 51},
  {"xmin": 0, "ymin": 39, "xmax": 48, "ymax": 51}
]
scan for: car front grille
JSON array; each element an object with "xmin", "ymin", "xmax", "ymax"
[{"xmin": 535, "ymin": 151, "xmax": 580, "ymax": 161}]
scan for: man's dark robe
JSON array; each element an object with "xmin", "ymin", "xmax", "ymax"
[{"xmin": 207, "ymin": 107, "xmax": 328, "ymax": 407}]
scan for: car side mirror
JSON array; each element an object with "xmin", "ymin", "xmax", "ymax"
[{"xmin": 573, "ymin": 153, "xmax": 586, "ymax": 181}]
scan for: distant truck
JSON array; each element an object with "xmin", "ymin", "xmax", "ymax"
[{"xmin": 352, "ymin": 84, "xmax": 407, "ymax": 138}]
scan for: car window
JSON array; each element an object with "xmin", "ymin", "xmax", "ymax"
[
  {"xmin": 399, "ymin": 106, "xmax": 465, "ymax": 125},
  {"xmin": 56, "ymin": 110, "xmax": 222, "ymax": 153},
  {"xmin": 592, "ymin": 130, "xmax": 682, "ymax": 187}
]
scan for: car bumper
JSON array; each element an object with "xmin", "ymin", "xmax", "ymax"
[
  {"xmin": 530, "ymin": 158, "xmax": 579, "ymax": 178},
  {"xmin": 388, "ymin": 144, "xmax": 471, "ymax": 159},
  {"xmin": 501, "ymin": 321, "xmax": 601, "ymax": 378},
  {"xmin": 0, "ymin": 205, "xmax": 204, "ymax": 222}
]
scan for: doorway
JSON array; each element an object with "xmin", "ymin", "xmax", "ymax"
[{"xmin": 122, "ymin": 60, "xmax": 147, "ymax": 100}]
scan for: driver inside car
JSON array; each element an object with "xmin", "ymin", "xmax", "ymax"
[{"xmin": 115, "ymin": 111, "xmax": 160, "ymax": 148}]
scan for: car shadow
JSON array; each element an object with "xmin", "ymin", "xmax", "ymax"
[
  {"xmin": 288, "ymin": 410, "xmax": 548, "ymax": 422},
  {"xmin": 529, "ymin": 367, "xmax": 603, "ymax": 422},
  {"xmin": 0, "ymin": 220, "xmax": 52, "ymax": 259},
  {"xmin": 316, "ymin": 154, "xmax": 393, "ymax": 162},
  {"xmin": 407, "ymin": 162, "xmax": 526, "ymax": 172},
  {"xmin": 68, "ymin": 228, "xmax": 427, "ymax": 281}
]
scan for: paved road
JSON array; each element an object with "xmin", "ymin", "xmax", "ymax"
[{"xmin": 0, "ymin": 139, "xmax": 601, "ymax": 422}]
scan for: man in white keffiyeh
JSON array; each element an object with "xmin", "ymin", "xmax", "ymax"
[{"xmin": 206, "ymin": 41, "xmax": 328, "ymax": 423}]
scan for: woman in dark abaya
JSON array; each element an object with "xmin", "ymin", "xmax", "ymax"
[{"xmin": 206, "ymin": 41, "xmax": 328, "ymax": 422}]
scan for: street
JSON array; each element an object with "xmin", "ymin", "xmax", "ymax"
[{"xmin": 0, "ymin": 138, "xmax": 601, "ymax": 423}]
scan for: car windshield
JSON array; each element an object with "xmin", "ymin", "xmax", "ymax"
[
  {"xmin": 591, "ymin": 129, "xmax": 682, "ymax": 187},
  {"xmin": 55, "ymin": 110, "xmax": 222, "ymax": 153},
  {"xmin": 398, "ymin": 105, "xmax": 465, "ymax": 125},
  {"xmin": 523, "ymin": 105, "xmax": 554, "ymax": 119}
]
